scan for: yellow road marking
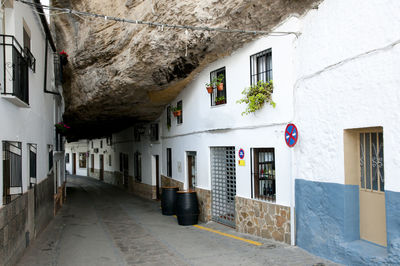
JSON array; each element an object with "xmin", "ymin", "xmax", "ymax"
[
  {"xmin": 172, "ymin": 215, "xmax": 262, "ymax": 246},
  {"xmin": 193, "ymin": 225, "xmax": 263, "ymax": 246}
]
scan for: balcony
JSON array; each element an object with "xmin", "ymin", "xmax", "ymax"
[{"xmin": 0, "ymin": 35, "xmax": 36, "ymax": 107}]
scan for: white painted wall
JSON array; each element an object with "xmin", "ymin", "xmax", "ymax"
[
  {"xmin": 293, "ymin": 0, "xmax": 400, "ymax": 192},
  {"xmin": 0, "ymin": 1, "xmax": 62, "ymax": 205},
  {"xmin": 154, "ymin": 17, "xmax": 300, "ymax": 207},
  {"xmin": 65, "ymin": 140, "xmax": 88, "ymax": 176}
]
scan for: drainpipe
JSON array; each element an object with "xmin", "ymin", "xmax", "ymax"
[{"xmin": 290, "ymin": 149, "xmax": 295, "ymax": 245}]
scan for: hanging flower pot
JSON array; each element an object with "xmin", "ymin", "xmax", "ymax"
[
  {"xmin": 173, "ymin": 110, "xmax": 182, "ymax": 117},
  {"xmin": 217, "ymin": 82, "xmax": 224, "ymax": 91},
  {"xmin": 206, "ymin": 86, "xmax": 213, "ymax": 94},
  {"xmin": 59, "ymin": 50, "xmax": 69, "ymax": 66}
]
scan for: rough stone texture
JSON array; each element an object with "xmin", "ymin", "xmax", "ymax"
[
  {"xmin": 52, "ymin": 0, "xmax": 321, "ymax": 139},
  {"xmin": 235, "ymin": 196, "xmax": 291, "ymax": 244},
  {"xmin": 161, "ymin": 175, "xmax": 184, "ymax": 190},
  {"xmin": 195, "ymin": 187, "xmax": 211, "ymax": 222},
  {"xmin": 0, "ymin": 175, "xmax": 55, "ymax": 266},
  {"xmin": 129, "ymin": 179, "xmax": 156, "ymax": 200}
]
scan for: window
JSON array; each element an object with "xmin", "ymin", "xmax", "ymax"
[
  {"xmin": 360, "ymin": 132, "xmax": 384, "ymax": 191},
  {"xmin": 167, "ymin": 148, "xmax": 172, "ymax": 177},
  {"xmin": 150, "ymin": 123, "xmax": 159, "ymax": 141},
  {"xmin": 79, "ymin": 152, "xmax": 87, "ymax": 168},
  {"xmin": 106, "ymin": 137, "xmax": 112, "ymax": 146},
  {"xmin": 252, "ymin": 148, "xmax": 275, "ymax": 201},
  {"xmin": 250, "ymin": 49, "xmax": 272, "ymax": 85},
  {"xmin": 100, "ymin": 140, "xmax": 103, "ymax": 149},
  {"xmin": 134, "ymin": 152, "xmax": 142, "ymax": 182},
  {"xmin": 48, "ymin": 145, "xmax": 53, "ymax": 171},
  {"xmin": 65, "ymin": 153, "xmax": 70, "ymax": 163},
  {"xmin": 177, "ymin": 100, "xmax": 183, "ymax": 124},
  {"xmin": 109, "ymin": 154, "xmax": 112, "ymax": 166},
  {"xmin": 167, "ymin": 106, "xmax": 171, "ymax": 129},
  {"xmin": 210, "ymin": 67, "xmax": 226, "ymax": 106},
  {"xmin": 29, "ymin": 144, "xmax": 37, "ymax": 188},
  {"xmin": 3, "ymin": 141, "xmax": 22, "ymax": 204}
]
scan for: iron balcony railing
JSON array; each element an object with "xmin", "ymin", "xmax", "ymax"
[{"xmin": 0, "ymin": 35, "xmax": 36, "ymax": 105}]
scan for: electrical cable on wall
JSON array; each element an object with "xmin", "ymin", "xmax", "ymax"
[{"xmin": 16, "ymin": 0, "xmax": 301, "ymax": 37}]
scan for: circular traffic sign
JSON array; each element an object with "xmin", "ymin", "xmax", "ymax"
[
  {"xmin": 285, "ymin": 124, "xmax": 298, "ymax": 147},
  {"xmin": 238, "ymin": 149, "xmax": 245, "ymax": 159}
]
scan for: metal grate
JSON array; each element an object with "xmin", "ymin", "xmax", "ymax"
[
  {"xmin": 211, "ymin": 147, "xmax": 236, "ymax": 227},
  {"xmin": 250, "ymin": 49, "xmax": 272, "ymax": 86}
]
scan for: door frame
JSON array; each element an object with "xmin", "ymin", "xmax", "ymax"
[
  {"xmin": 72, "ymin": 153, "xmax": 76, "ymax": 175},
  {"xmin": 186, "ymin": 151, "xmax": 196, "ymax": 190},
  {"xmin": 99, "ymin": 154, "xmax": 104, "ymax": 181}
]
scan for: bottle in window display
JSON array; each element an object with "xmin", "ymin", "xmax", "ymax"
[
  {"xmin": 264, "ymin": 164, "xmax": 268, "ymax": 179},
  {"xmin": 260, "ymin": 165, "xmax": 264, "ymax": 178},
  {"xmin": 263, "ymin": 181, "xmax": 267, "ymax": 196}
]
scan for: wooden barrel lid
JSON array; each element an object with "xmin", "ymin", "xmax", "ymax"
[{"xmin": 177, "ymin": 189, "xmax": 196, "ymax": 193}]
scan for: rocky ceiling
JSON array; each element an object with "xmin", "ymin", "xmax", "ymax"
[{"xmin": 52, "ymin": 0, "xmax": 321, "ymax": 140}]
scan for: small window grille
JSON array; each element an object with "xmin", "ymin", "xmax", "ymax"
[
  {"xmin": 250, "ymin": 49, "xmax": 272, "ymax": 85},
  {"xmin": 100, "ymin": 140, "xmax": 103, "ymax": 149},
  {"xmin": 29, "ymin": 144, "xmax": 37, "ymax": 188},
  {"xmin": 2, "ymin": 141, "xmax": 23, "ymax": 204},
  {"xmin": 167, "ymin": 148, "xmax": 172, "ymax": 177},
  {"xmin": 251, "ymin": 148, "xmax": 276, "ymax": 202},
  {"xmin": 360, "ymin": 132, "xmax": 384, "ymax": 192},
  {"xmin": 210, "ymin": 67, "xmax": 226, "ymax": 106},
  {"xmin": 150, "ymin": 123, "xmax": 159, "ymax": 141},
  {"xmin": 65, "ymin": 153, "xmax": 70, "ymax": 163},
  {"xmin": 109, "ymin": 154, "xmax": 112, "ymax": 167}
]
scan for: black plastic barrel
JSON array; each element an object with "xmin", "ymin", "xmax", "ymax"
[
  {"xmin": 161, "ymin": 186, "xmax": 179, "ymax": 215},
  {"xmin": 176, "ymin": 190, "xmax": 199, "ymax": 226}
]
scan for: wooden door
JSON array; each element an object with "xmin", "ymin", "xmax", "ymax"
[
  {"xmin": 99, "ymin": 155, "xmax": 104, "ymax": 181},
  {"xmin": 72, "ymin": 153, "xmax": 76, "ymax": 175},
  {"xmin": 187, "ymin": 153, "xmax": 196, "ymax": 189},
  {"xmin": 155, "ymin": 155, "xmax": 160, "ymax": 200},
  {"xmin": 359, "ymin": 131, "xmax": 386, "ymax": 246}
]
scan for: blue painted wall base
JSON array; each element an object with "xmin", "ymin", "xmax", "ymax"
[{"xmin": 295, "ymin": 179, "xmax": 400, "ymax": 265}]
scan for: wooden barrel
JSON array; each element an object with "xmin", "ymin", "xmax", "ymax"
[
  {"xmin": 161, "ymin": 186, "xmax": 179, "ymax": 215},
  {"xmin": 176, "ymin": 190, "xmax": 199, "ymax": 226}
]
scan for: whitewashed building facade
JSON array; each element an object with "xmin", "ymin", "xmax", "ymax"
[
  {"xmin": 0, "ymin": 0, "xmax": 66, "ymax": 264},
  {"xmin": 66, "ymin": 0, "xmax": 400, "ymax": 264}
]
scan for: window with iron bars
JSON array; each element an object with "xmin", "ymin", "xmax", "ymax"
[
  {"xmin": 48, "ymin": 145, "xmax": 53, "ymax": 171},
  {"xmin": 250, "ymin": 49, "xmax": 272, "ymax": 85},
  {"xmin": 251, "ymin": 148, "xmax": 276, "ymax": 202},
  {"xmin": 177, "ymin": 101, "xmax": 183, "ymax": 124},
  {"xmin": 28, "ymin": 144, "xmax": 37, "ymax": 188},
  {"xmin": 209, "ymin": 67, "xmax": 226, "ymax": 106},
  {"xmin": 2, "ymin": 141, "xmax": 23, "ymax": 205}
]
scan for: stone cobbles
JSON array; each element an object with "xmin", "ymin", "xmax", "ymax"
[{"xmin": 17, "ymin": 175, "xmax": 339, "ymax": 266}]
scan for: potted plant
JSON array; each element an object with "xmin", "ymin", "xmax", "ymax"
[
  {"xmin": 205, "ymin": 82, "xmax": 214, "ymax": 94},
  {"xmin": 216, "ymin": 74, "xmax": 224, "ymax": 91},
  {"xmin": 55, "ymin": 122, "xmax": 70, "ymax": 134},
  {"xmin": 236, "ymin": 80, "xmax": 275, "ymax": 115},
  {"xmin": 59, "ymin": 50, "xmax": 68, "ymax": 66},
  {"xmin": 215, "ymin": 96, "xmax": 226, "ymax": 105},
  {"xmin": 172, "ymin": 106, "xmax": 182, "ymax": 117}
]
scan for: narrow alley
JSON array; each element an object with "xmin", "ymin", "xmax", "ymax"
[{"xmin": 17, "ymin": 175, "xmax": 336, "ymax": 266}]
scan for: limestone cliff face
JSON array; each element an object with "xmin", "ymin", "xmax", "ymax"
[{"xmin": 52, "ymin": 0, "xmax": 321, "ymax": 139}]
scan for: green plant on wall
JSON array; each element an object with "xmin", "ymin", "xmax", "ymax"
[{"xmin": 236, "ymin": 80, "xmax": 275, "ymax": 115}]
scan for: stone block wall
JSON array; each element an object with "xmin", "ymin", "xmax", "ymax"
[
  {"xmin": 161, "ymin": 175, "xmax": 184, "ymax": 190},
  {"xmin": 195, "ymin": 187, "xmax": 211, "ymax": 222},
  {"xmin": 0, "ymin": 175, "xmax": 54, "ymax": 266},
  {"xmin": 235, "ymin": 196, "xmax": 291, "ymax": 244},
  {"xmin": 129, "ymin": 179, "xmax": 156, "ymax": 200}
]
